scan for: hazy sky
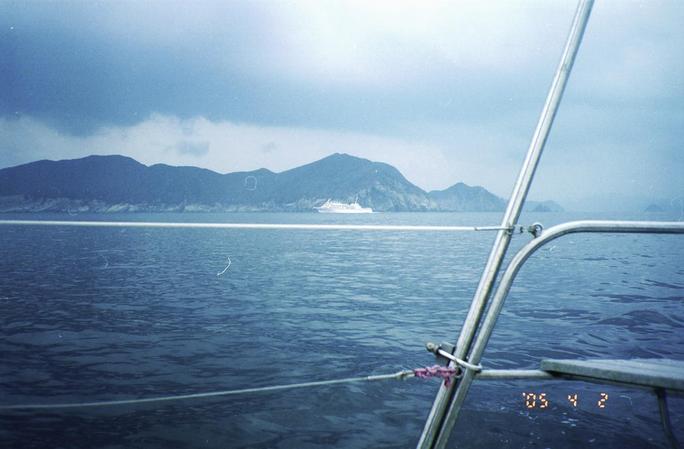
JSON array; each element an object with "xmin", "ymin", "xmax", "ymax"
[{"xmin": 1, "ymin": 0, "xmax": 682, "ymax": 210}]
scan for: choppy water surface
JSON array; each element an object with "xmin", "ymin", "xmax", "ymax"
[{"xmin": 1, "ymin": 212, "xmax": 683, "ymax": 449}]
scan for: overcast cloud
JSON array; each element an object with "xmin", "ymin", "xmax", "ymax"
[{"xmin": 1, "ymin": 0, "xmax": 682, "ymax": 210}]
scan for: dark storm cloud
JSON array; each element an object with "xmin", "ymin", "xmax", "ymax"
[
  {"xmin": 0, "ymin": 0, "xmax": 561, "ymax": 136},
  {"xmin": 1, "ymin": 0, "xmax": 682, "ymax": 210}
]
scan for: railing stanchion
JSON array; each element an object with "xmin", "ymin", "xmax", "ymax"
[{"xmin": 416, "ymin": 1, "xmax": 595, "ymax": 448}]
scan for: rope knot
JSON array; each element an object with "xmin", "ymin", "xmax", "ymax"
[{"xmin": 413, "ymin": 365, "xmax": 460, "ymax": 387}]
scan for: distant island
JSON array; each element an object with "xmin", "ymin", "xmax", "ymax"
[{"xmin": 0, "ymin": 153, "xmax": 563, "ymax": 213}]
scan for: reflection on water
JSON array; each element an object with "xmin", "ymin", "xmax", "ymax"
[{"xmin": 1, "ymin": 212, "xmax": 682, "ymax": 448}]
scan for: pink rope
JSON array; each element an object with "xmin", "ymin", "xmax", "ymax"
[{"xmin": 413, "ymin": 365, "xmax": 460, "ymax": 387}]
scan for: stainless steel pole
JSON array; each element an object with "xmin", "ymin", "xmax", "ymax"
[
  {"xmin": 443, "ymin": 221, "xmax": 684, "ymax": 446},
  {"xmin": 416, "ymin": 1, "xmax": 594, "ymax": 448}
]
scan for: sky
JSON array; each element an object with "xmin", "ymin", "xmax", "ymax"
[{"xmin": 1, "ymin": 0, "xmax": 683, "ymax": 211}]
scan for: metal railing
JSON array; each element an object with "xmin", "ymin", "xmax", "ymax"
[
  {"xmin": 0, "ymin": 220, "xmax": 510, "ymax": 233},
  {"xmin": 417, "ymin": 1, "xmax": 596, "ymax": 447},
  {"xmin": 424, "ymin": 220, "xmax": 684, "ymax": 448}
]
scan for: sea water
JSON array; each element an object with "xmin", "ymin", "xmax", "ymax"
[{"xmin": 1, "ymin": 212, "xmax": 682, "ymax": 449}]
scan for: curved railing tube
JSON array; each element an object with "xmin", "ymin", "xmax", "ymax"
[
  {"xmin": 433, "ymin": 220, "xmax": 684, "ymax": 447},
  {"xmin": 475, "ymin": 220, "xmax": 684, "ymax": 362}
]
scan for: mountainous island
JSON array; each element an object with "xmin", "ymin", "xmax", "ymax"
[{"xmin": 0, "ymin": 153, "xmax": 562, "ymax": 213}]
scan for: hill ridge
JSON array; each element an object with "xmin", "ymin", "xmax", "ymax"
[{"xmin": 0, "ymin": 154, "xmax": 562, "ymax": 212}]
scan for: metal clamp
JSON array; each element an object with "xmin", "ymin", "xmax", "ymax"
[
  {"xmin": 506, "ymin": 224, "xmax": 542, "ymax": 236},
  {"xmin": 527, "ymin": 222, "xmax": 544, "ymax": 238},
  {"xmin": 426, "ymin": 342, "xmax": 482, "ymax": 372}
]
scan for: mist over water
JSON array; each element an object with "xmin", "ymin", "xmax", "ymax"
[{"xmin": 1, "ymin": 212, "xmax": 682, "ymax": 448}]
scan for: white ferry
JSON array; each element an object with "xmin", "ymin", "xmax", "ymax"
[{"xmin": 315, "ymin": 199, "xmax": 373, "ymax": 214}]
